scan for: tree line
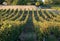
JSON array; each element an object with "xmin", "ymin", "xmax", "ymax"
[{"xmin": 0, "ymin": 0, "xmax": 60, "ymax": 5}]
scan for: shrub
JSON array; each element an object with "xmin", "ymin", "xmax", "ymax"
[
  {"xmin": 27, "ymin": 2, "xmax": 31, "ymax": 5},
  {"xmin": 35, "ymin": 2, "xmax": 40, "ymax": 7}
]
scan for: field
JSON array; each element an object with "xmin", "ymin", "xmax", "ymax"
[
  {"xmin": 51, "ymin": 5, "xmax": 60, "ymax": 10},
  {"xmin": 0, "ymin": 9, "xmax": 60, "ymax": 41}
]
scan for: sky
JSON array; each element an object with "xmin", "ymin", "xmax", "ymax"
[{"xmin": 42, "ymin": 0, "xmax": 45, "ymax": 2}]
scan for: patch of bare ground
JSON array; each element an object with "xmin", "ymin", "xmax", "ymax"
[{"xmin": 0, "ymin": 5, "xmax": 56, "ymax": 11}]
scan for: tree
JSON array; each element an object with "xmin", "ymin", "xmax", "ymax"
[
  {"xmin": 52, "ymin": 0, "xmax": 60, "ymax": 4},
  {"xmin": 44, "ymin": 0, "xmax": 53, "ymax": 5},
  {"xmin": 12, "ymin": 0, "xmax": 18, "ymax": 5},
  {"xmin": 5, "ymin": 0, "xmax": 14, "ymax": 5},
  {"xmin": 0, "ymin": 0, "xmax": 5, "ymax": 4}
]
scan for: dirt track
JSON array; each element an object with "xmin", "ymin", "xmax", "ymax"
[
  {"xmin": 0, "ymin": 5, "xmax": 56, "ymax": 11},
  {"xmin": 0, "ymin": 5, "xmax": 37, "ymax": 10}
]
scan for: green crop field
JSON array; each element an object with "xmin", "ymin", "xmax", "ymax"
[{"xmin": 0, "ymin": 9, "xmax": 60, "ymax": 41}]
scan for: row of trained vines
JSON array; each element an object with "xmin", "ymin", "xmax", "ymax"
[
  {"xmin": 32, "ymin": 9, "xmax": 60, "ymax": 41},
  {"xmin": 0, "ymin": 9, "xmax": 29, "ymax": 41},
  {"xmin": 0, "ymin": 9, "xmax": 60, "ymax": 41}
]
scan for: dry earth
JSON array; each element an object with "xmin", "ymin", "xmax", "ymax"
[
  {"xmin": 0, "ymin": 5, "xmax": 37, "ymax": 10},
  {"xmin": 0, "ymin": 5, "xmax": 56, "ymax": 11}
]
